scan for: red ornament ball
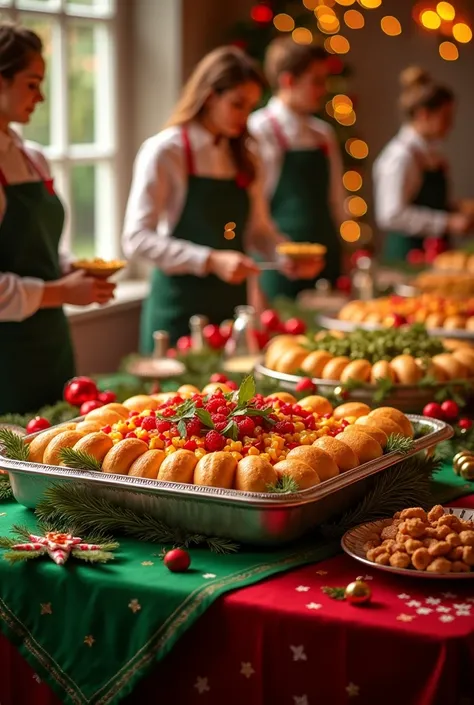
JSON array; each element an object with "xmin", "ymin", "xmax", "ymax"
[
  {"xmin": 203, "ymin": 324, "xmax": 226, "ymax": 350},
  {"xmin": 98, "ymin": 390, "xmax": 117, "ymax": 404},
  {"xmin": 336, "ymin": 275, "xmax": 351, "ymax": 294},
  {"xmin": 422, "ymin": 402, "xmax": 445, "ymax": 420},
  {"xmin": 26, "ymin": 416, "xmax": 51, "ymax": 434},
  {"xmin": 440, "ymin": 400, "xmax": 459, "ymax": 422},
  {"xmin": 164, "ymin": 548, "xmax": 191, "ymax": 573},
  {"xmin": 177, "ymin": 335, "xmax": 192, "ymax": 352},
  {"xmin": 260, "ymin": 309, "xmax": 281, "ymax": 331},
  {"xmin": 80, "ymin": 399, "xmax": 104, "ymax": 416},
  {"xmin": 458, "ymin": 418, "xmax": 473, "ymax": 430},
  {"xmin": 250, "ymin": 4, "xmax": 273, "ymax": 24},
  {"xmin": 295, "ymin": 377, "xmax": 316, "ymax": 394},
  {"xmin": 64, "ymin": 376, "xmax": 99, "ymax": 407},
  {"xmin": 285, "ymin": 317, "xmax": 307, "ymax": 335}
]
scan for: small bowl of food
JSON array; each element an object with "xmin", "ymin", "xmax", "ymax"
[
  {"xmin": 276, "ymin": 242, "xmax": 327, "ymax": 260},
  {"xmin": 71, "ymin": 258, "xmax": 127, "ymax": 279}
]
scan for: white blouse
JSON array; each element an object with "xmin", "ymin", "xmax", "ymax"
[
  {"xmin": 248, "ymin": 97, "xmax": 346, "ymax": 227},
  {"xmin": 122, "ymin": 121, "xmax": 287, "ymax": 276},
  {"xmin": 0, "ymin": 129, "xmax": 69, "ymax": 322},
  {"xmin": 373, "ymin": 125, "xmax": 450, "ymax": 237}
]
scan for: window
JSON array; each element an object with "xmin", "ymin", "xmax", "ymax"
[{"xmin": 1, "ymin": 0, "xmax": 119, "ymax": 260}]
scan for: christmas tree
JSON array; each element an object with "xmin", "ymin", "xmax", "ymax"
[{"xmin": 230, "ymin": 0, "xmax": 372, "ymax": 257}]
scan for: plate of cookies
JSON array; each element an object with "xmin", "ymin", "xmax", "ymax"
[
  {"xmin": 342, "ymin": 505, "xmax": 474, "ymax": 578},
  {"xmin": 276, "ymin": 242, "xmax": 327, "ymax": 260},
  {"xmin": 71, "ymin": 257, "xmax": 126, "ymax": 279}
]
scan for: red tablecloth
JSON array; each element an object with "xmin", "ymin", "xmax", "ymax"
[{"xmin": 2, "ymin": 495, "xmax": 474, "ymax": 705}]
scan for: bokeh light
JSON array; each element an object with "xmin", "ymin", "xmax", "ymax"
[
  {"xmin": 302, "ymin": 0, "xmax": 319, "ymax": 9},
  {"xmin": 336, "ymin": 111, "xmax": 357, "ymax": 125},
  {"xmin": 333, "ymin": 94, "xmax": 353, "ymax": 113},
  {"xmin": 324, "ymin": 37, "xmax": 336, "ymax": 53},
  {"xmin": 273, "ymin": 13, "xmax": 295, "ymax": 32},
  {"xmin": 421, "ymin": 10, "xmax": 442, "ymax": 30},
  {"xmin": 346, "ymin": 139, "xmax": 369, "ymax": 159},
  {"xmin": 340, "ymin": 220, "xmax": 361, "ymax": 242},
  {"xmin": 343, "ymin": 170, "xmax": 363, "ymax": 191},
  {"xmin": 346, "ymin": 195, "xmax": 368, "ymax": 217},
  {"xmin": 439, "ymin": 41, "xmax": 459, "ymax": 60},
  {"xmin": 315, "ymin": 6, "xmax": 336, "ymax": 18},
  {"xmin": 358, "ymin": 0, "xmax": 382, "ymax": 8},
  {"xmin": 381, "ymin": 16, "xmax": 402, "ymax": 36},
  {"xmin": 344, "ymin": 9, "xmax": 365, "ymax": 29},
  {"xmin": 292, "ymin": 27, "xmax": 313, "ymax": 44},
  {"xmin": 335, "ymin": 0, "xmax": 356, "ymax": 5},
  {"xmin": 452, "ymin": 23, "xmax": 472, "ymax": 43},
  {"xmin": 436, "ymin": 2, "xmax": 455, "ymax": 21},
  {"xmin": 329, "ymin": 34, "xmax": 351, "ymax": 53},
  {"xmin": 326, "ymin": 100, "xmax": 335, "ymax": 117},
  {"xmin": 250, "ymin": 4, "xmax": 273, "ymax": 23}
]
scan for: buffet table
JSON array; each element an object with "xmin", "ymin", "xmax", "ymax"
[{"xmin": 0, "ymin": 465, "xmax": 473, "ymax": 705}]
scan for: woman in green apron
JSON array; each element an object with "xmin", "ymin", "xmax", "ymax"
[
  {"xmin": 373, "ymin": 67, "xmax": 473, "ymax": 263},
  {"xmin": 0, "ymin": 23, "xmax": 115, "ymax": 414},
  {"xmin": 122, "ymin": 46, "xmax": 324, "ymax": 351},
  {"xmin": 249, "ymin": 39, "xmax": 345, "ymax": 301}
]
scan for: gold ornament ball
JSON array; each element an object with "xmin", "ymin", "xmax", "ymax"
[
  {"xmin": 453, "ymin": 450, "xmax": 474, "ymax": 475},
  {"xmin": 345, "ymin": 580, "xmax": 372, "ymax": 605},
  {"xmin": 460, "ymin": 459, "xmax": 474, "ymax": 481}
]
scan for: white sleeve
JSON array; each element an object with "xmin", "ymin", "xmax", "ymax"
[
  {"xmin": 373, "ymin": 149, "xmax": 449, "ymax": 237},
  {"xmin": 122, "ymin": 138, "xmax": 212, "ymax": 277},
  {"xmin": 0, "ymin": 273, "xmax": 44, "ymax": 321},
  {"xmin": 245, "ymin": 152, "xmax": 287, "ymax": 260},
  {"xmin": 326, "ymin": 128, "xmax": 346, "ymax": 227}
]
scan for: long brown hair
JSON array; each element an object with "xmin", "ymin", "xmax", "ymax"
[
  {"xmin": 399, "ymin": 66, "xmax": 454, "ymax": 120},
  {"xmin": 166, "ymin": 46, "xmax": 266, "ymax": 183},
  {"xmin": 0, "ymin": 22, "xmax": 42, "ymax": 80}
]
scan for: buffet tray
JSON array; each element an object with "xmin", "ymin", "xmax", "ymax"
[
  {"xmin": 254, "ymin": 362, "xmax": 458, "ymax": 413},
  {"xmin": 0, "ymin": 417, "xmax": 452, "ymax": 546},
  {"xmin": 317, "ymin": 313, "xmax": 474, "ymax": 342}
]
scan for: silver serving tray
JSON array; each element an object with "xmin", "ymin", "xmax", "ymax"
[
  {"xmin": 0, "ymin": 416, "xmax": 452, "ymax": 547},
  {"xmin": 317, "ymin": 313, "xmax": 474, "ymax": 342},
  {"xmin": 254, "ymin": 362, "xmax": 468, "ymax": 414}
]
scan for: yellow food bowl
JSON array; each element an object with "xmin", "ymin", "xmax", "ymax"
[
  {"xmin": 276, "ymin": 242, "xmax": 327, "ymax": 259},
  {"xmin": 72, "ymin": 258, "xmax": 126, "ymax": 279}
]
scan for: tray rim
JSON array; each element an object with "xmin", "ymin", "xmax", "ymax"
[
  {"xmin": 317, "ymin": 313, "xmax": 474, "ymax": 341},
  {"xmin": 341, "ymin": 507, "xmax": 474, "ymax": 579},
  {"xmin": 1, "ymin": 416, "xmax": 453, "ymax": 509}
]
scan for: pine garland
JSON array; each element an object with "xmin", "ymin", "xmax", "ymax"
[
  {"xmin": 267, "ymin": 475, "xmax": 300, "ymax": 494},
  {"xmin": 58, "ymin": 448, "xmax": 102, "ymax": 472},
  {"xmin": 0, "ymin": 475, "xmax": 13, "ymax": 501},
  {"xmin": 0, "ymin": 429, "xmax": 29, "ymax": 462}
]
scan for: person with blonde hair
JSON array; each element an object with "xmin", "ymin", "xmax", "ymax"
[
  {"xmin": 123, "ymin": 45, "xmax": 323, "ymax": 349},
  {"xmin": 0, "ymin": 22, "xmax": 115, "ymax": 413},
  {"xmin": 373, "ymin": 66, "xmax": 472, "ymax": 262}
]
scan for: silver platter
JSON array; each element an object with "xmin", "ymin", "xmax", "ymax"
[
  {"xmin": 0, "ymin": 417, "xmax": 452, "ymax": 547},
  {"xmin": 394, "ymin": 283, "xmax": 420, "ymax": 298},
  {"xmin": 317, "ymin": 313, "xmax": 474, "ymax": 342},
  {"xmin": 342, "ymin": 507, "xmax": 474, "ymax": 579},
  {"xmin": 254, "ymin": 362, "xmax": 463, "ymax": 414}
]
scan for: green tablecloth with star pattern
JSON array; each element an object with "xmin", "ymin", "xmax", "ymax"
[{"xmin": 0, "ymin": 462, "xmax": 472, "ymax": 705}]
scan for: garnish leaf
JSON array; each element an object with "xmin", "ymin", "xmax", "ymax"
[
  {"xmin": 237, "ymin": 375, "xmax": 256, "ymax": 407},
  {"xmin": 177, "ymin": 419, "xmax": 187, "ymax": 438},
  {"xmin": 223, "ymin": 420, "xmax": 239, "ymax": 441},
  {"xmin": 195, "ymin": 409, "xmax": 214, "ymax": 428}
]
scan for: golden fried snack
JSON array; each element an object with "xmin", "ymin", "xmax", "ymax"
[
  {"xmin": 426, "ymin": 558, "xmax": 452, "ymax": 574},
  {"xmin": 28, "ymin": 424, "xmax": 77, "ymax": 463},
  {"xmin": 411, "ymin": 547, "xmax": 431, "ymax": 571},
  {"xmin": 375, "ymin": 552, "xmax": 390, "ymax": 565},
  {"xmin": 459, "ymin": 530, "xmax": 474, "ymax": 547},
  {"xmin": 72, "ymin": 432, "xmax": 113, "ymax": 463},
  {"xmin": 235, "ymin": 456, "xmax": 278, "ymax": 493},
  {"xmin": 435, "ymin": 525, "xmax": 452, "ymax": 540},
  {"xmin": 463, "ymin": 546, "xmax": 474, "ymax": 566},
  {"xmin": 427, "ymin": 540, "xmax": 451, "ymax": 557},
  {"xmin": 437, "ymin": 514, "xmax": 463, "ymax": 532},
  {"xmin": 381, "ymin": 523, "xmax": 400, "ymax": 541},
  {"xmin": 427, "ymin": 505, "xmax": 445, "ymax": 522},
  {"xmin": 367, "ymin": 545, "xmax": 388, "ymax": 562},
  {"xmin": 128, "ymin": 449, "xmax": 166, "ymax": 479},
  {"xmin": 43, "ymin": 430, "xmax": 85, "ymax": 466},
  {"xmin": 446, "ymin": 532, "xmax": 462, "ymax": 547},
  {"xmin": 312, "ymin": 436, "xmax": 359, "ymax": 472},
  {"xmin": 286, "ymin": 446, "xmax": 339, "ymax": 481},
  {"xmin": 194, "ymin": 452, "xmax": 237, "ymax": 489},
  {"xmin": 102, "ymin": 438, "xmax": 148, "ymax": 475},
  {"xmin": 448, "ymin": 546, "xmax": 464, "ymax": 561},
  {"xmin": 157, "ymin": 449, "xmax": 198, "ymax": 484},
  {"xmin": 399, "ymin": 518, "xmax": 428, "ymax": 538},
  {"xmin": 400, "ymin": 507, "xmax": 427, "ymax": 522},
  {"xmin": 451, "ymin": 561, "xmax": 470, "ymax": 573},
  {"xmin": 405, "ymin": 539, "xmax": 423, "ymax": 554},
  {"xmin": 390, "ymin": 552, "xmax": 411, "ymax": 569},
  {"xmin": 274, "ymin": 459, "xmax": 320, "ymax": 490}
]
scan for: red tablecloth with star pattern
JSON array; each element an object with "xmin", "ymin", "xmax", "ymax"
[{"xmin": 1, "ymin": 495, "xmax": 474, "ymax": 705}]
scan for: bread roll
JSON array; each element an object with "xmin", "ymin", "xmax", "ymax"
[
  {"xmin": 43, "ymin": 430, "xmax": 85, "ymax": 466},
  {"xmin": 286, "ymin": 446, "xmax": 339, "ymax": 481},
  {"xmin": 202, "ymin": 382, "xmax": 232, "ymax": 395},
  {"xmin": 371, "ymin": 360, "xmax": 396, "ymax": 384},
  {"xmin": 75, "ymin": 420, "xmax": 103, "ymax": 433},
  {"xmin": 72, "ymin": 432, "xmax": 113, "ymax": 463},
  {"xmin": 177, "ymin": 384, "xmax": 201, "ymax": 397},
  {"xmin": 194, "ymin": 452, "xmax": 237, "ymax": 489},
  {"xmin": 431, "ymin": 354, "xmax": 468, "ymax": 381},
  {"xmin": 235, "ymin": 456, "xmax": 278, "ymax": 493},
  {"xmin": 300, "ymin": 350, "xmax": 333, "ymax": 378},
  {"xmin": 128, "ymin": 449, "xmax": 166, "ymax": 479},
  {"xmin": 157, "ymin": 449, "xmax": 198, "ymax": 483},
  {"xmin": 321, "ymin": 356, "xmax": 350, "ymax": 380},
  {"xmin": 274, "ymin": 459, "xmax": 320, "ymax": 490},
  {"xmin": 28, "ymin": 424, "xmax": 77, "ymax": 464},
  {"xmin": 102, "ymin": 438, "xmax": 148, "ymax": 474},
  {"xmin": 452, "ymin": 348, "xmax": 474, "ymax": 375},
  {"xmin": 389, "ymin": 355, "xmax": 423, "ymax": 385},
  {"xmin": 266, "ymin": 392, "xmax": 297, "ymax": 404},
  {"xmin": 357, "ymin": 415, "xmax": 404, "ymax": 439},
  {"xmin": 122, "ymin": 395, "xmax": 159, "ymax": 412},
  {"xmin": 368, "ymin": 407, "xmax": 413, "ymax": 438},
  {"xmin": 274, "ymin": 348, "xmax": 308, "ymax": 374},
  {"xmin": 335, "ymin": 430, "xmax": 383, "ymax": 464},
  {"xmin": 298, "ymin": 395, "xmax": 333, "ymax": 415},
  {"xmin": 84, "ymin": 408, "xmax": 125, "ymax": 426},
  {"xmin": 340, "ymin": 359, "xmax": 372, "ymax": 384},
  {"xmin": 333, "ymin": 402, "xmax": 370, "ymax": 421},
  {"xmin": 97, "ymin": 403, "xmax": 129, "ymax": 418},
  {"xmin": 341, "ymin": 423, "xmax": 388, "ymax": 449},
  {"xmin": 313, "ymin": 436, "xmax": 359, "ymax": 472}
]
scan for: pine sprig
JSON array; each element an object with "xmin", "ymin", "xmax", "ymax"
[
  {"xmin": 2, "ymin": 550, "xmax": 43, "ymax": 563},
  {"xmin": 58, "ymin": 448, "xmax": 102, "ymax": 472},
  {"xmin": 267, "ymin": 474, "xmax": 300, "ymax": 494},
  {"xmin": 320, "ymin": 454, "xmax": 438, "ymax": 538},
  {"xmin": 35, "ymin": 484, "xmax": 239, "ymax": 553},
  {"xmin": 0, "ymin": 429, "xmax": 29, "ymax": 462},
  {"xmin": 71, "ymin": 549, "xmax": 116, "ymax": 563},
  {"xmin": 322, "ymin": 586, "xmax": 346, "ymax": 600},
  {"xmin": 385, "ymin": 434, "xmax": 415, "ymax": 455},
  {"xmin": 0, "ymin": 475, "xmax": 13, "ymax": 501}
]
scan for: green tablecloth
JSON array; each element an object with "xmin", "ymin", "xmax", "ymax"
[{"xmin": 0, "ymin": 461, "xmax": 472, "ymax": 705}]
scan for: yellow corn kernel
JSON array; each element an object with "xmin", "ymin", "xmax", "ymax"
[
  {"xmin": 248, "ymin": 447, "xmax": 260, "ymax": 456},
  {"xmin": 112, "ymin": 438, "xmax": 121, "ymax": 445},
  {"xmin": 268, "ymin": 448, "xmax": 278, "ymax": 460},
  {"xmin": 294, "ymin": 422, "xmax": 305, "ymax": 432},
  {"xmin": 224, "ymin": 445, "xmax": 231, "ymax": 452},
  {"xmin": 165, "ymin": 446, "xmax": 176, "ymax": 455},
  {"xmin": 195, "ymin": 448, "xmax": 207, "ymax": 460},
  {"xmin": 345, "ymin": 416, "xmax": 356, "ymax": 425},
  {"xmin": 110, "ymin": 431, "xmax": 123, "ymax": 441},
  {"xmin": 231, "ymin": 451, "xmax": 243, "ymax": 462},
  {"xmin": 232, "ymin": 441, "xmax": 243, "ymax": 452},
  {"xmin": 260, "ymin": 452, "xmax": 271, "ymax": 462},
  {"xmin": 171, "ymin": 437, "xmax": 180, "ymax": 447},
  {"xmin": 136, "ymin": 429, "xmax": 149, "ymax": 440},
  {"xmin": 116, "ymin": 421, "xmax": 129, "ymax": 434},
  {"xmin": 142, "ymin": 409, "xmax": 153, "ymax": 417},
  {"xmin": 149, "ymin": 437, "xmax": 164, "ymax": 450},
  {"xmin": 264, "ymin": 438, "xmax": 272, "ymax": 447}
]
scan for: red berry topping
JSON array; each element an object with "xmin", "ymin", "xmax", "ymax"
[
  {"xmin": 101, "ymin": 425, "xmax": 112, "ymax": 434},
  {"xmin": 295, "ymin": 377, "xmax": 316, "ymax": 394},
  {"xmin": 186, "ymin": 418, "xmax": 202, "ymax": 438},
  {"xmin": 216, "ymin": 405, "xmax": 230, "ymax": 417},
  {"xmin": 304, "ymin": 416, "xmax": 316, "ymax": 430},
  {"xmin": 141, "ymin": 416, "xmax": 157, "ymax": 431},
  {"xmin": 284, "ymin": 317, "xmax": 307, "ymax": 335},
  {"xmin": 206, "ymin": 398, "xmax": 225, "ymax": 414},
  {"xmin": 323, "ymin": 413, "xmax": 332, "ymax": 419},
  {"xmin": 236, "ymin": 416, "xmax": 256, "ymax": 438},
  {"xmin": 226, "ymin": 380, "xmax": 238, "ymax": 391},
  {"xmin": 128, "ymin": 410, "xmax": 139, "ymax": 417},
  {"xmin": 133, "ymin": 416, "xmax": 143, "ymax": 427},
  {"xmin": 210, "ymin": 373, "xmax": 228, "ymax": 384},
  {"xmin": 205, "ymin": 430, "xmax": 226, "ymax": 452},
  {"xmin": 161, "ymin": 407, "xmax": 176, "ymax": 418},
  {"xmin": 156, "ymin": 420, "xmax": 172, "ymax": 433},
  {"xmin": 275, "ymin": 420, "xmax": 295, "ymax": 435},
  {"xmin": 340, "ymin": 419, "xmax": 349, "ymax": 428},
  {"xmin": 184, "ymin": 440, "xmax": 197, "ymax": 451},
  {"xmin": 126, "ymin": 432, "xmax": 137, "ymax": 439}
]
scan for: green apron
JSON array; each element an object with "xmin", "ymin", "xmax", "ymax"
[
  {"xmin": 0, "ymin": 155, "xmax": 75, "ymax": 415},
  {"xmin": 140, "ymin": 126, "xmax": 250, "ymax": 351},
  {"xmin": 260, "ymin": 113, "xmax": 341, "ymax": 301},
  {"xmin": 383, "ymin": 152, "xmax": 450, "ymax": 262}
]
